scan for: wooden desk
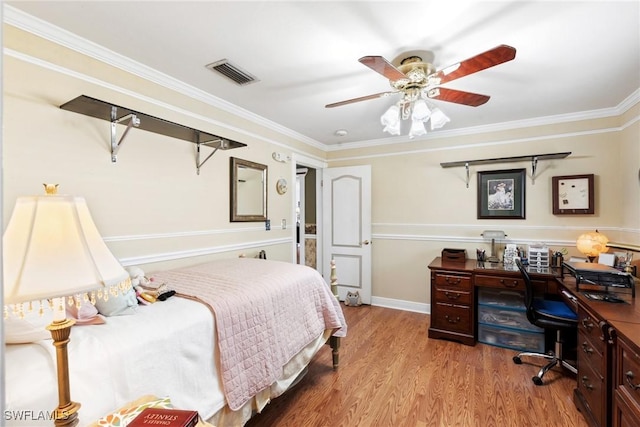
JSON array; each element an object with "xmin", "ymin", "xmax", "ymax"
[
  {"xmin": 427, "ymin": 257, "xmax": 561, "ymax": 346},
  {"xmin": 558, "ymin": 277, "xmax": 640, "ymax": 427}
]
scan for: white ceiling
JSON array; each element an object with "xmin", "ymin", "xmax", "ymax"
[{"xmin": 5, "ymin": 1, "xmax": 640, "ymax": 148}]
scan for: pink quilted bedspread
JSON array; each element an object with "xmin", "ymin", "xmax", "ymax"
[{"xmin": 150, "ymin": 258, "xmax": 347, "ymax": 411}]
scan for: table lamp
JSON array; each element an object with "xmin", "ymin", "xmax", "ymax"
[
  {"xmin": 481, "ymin": 230, "xmax": 507, "ymax": 263},
  {"xmin": 3, "ymin": 185, "xmax": 130, "ymax": 427},
  {"xmin": 576, "ymin": 230, "xmax": 609, "ymax": 263}
]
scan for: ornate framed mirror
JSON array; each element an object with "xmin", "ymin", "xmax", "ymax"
[{"xmin": 230, "ymin": 157, "xmax": 267, "ymax": 222}]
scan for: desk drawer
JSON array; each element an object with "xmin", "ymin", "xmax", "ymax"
[
  {"xmin": 578, "ymin": 357, "xmax": 605, "ymax": 424},
  {"xmin": 431, "ymin": 303, "xmax": 472, "ymax": 333},
  {"xmin": 578, "ymin": 305, "xmax": 605, "ymax": 356},
  {"xmin": 434, "ymin": 288, "xmax": 472, "ymax": 305},
  {"xmin": 617, "ymin": 337, "xmax": 640, "ymax": 410},
  {"xmin": 579, "ymin": 329, "xmax": 604, "ymax": 370},
  {"xmin": 434, "ymin": 272, "xmax": 472, "ymax": 290},
  {"xmin": 475, "ymin": 274, "xmax": 524, "ymax": 290}
]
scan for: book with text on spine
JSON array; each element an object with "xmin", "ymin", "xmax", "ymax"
[{"xmin": 127, "ymin": 408, "xmax": 199, "ymax": 427}]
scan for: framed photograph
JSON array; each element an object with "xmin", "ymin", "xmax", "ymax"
[
  {"xmin": 552, "ymin": 174, "xmax": 594, "ymax": 215},
  {"xmin": 477, "ymin": 168, "xmax": 526, "ymax": 219}
]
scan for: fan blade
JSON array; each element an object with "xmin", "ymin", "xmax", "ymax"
[
  {"xmin": 359, "ymin": 56, "xmax": 407, "ymax": 81},
  {"xmin": 433, "ymin": 45, "xmax": 516, "ymax": 85},
  {"xmin": 325, "ymin": 91, "xmax": 398, "ymax": 108},
  {"xmin": 428, "ymin": 88, "xmax": 490, "ymax": 107}
]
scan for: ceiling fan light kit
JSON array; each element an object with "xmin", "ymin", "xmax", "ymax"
[{"xmin": 327, "ymin": 45, "xmax": 517, "ymax": 138}]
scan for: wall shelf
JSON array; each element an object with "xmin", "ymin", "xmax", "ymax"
[
  {"xmin": 60, "ymin": 95, "xmax": 246, "ymax": 174},
  {"xmin": 440, "ymin": 152, "xmax": 571, "ymax": 187}
]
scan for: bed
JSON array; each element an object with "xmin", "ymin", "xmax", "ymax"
[{"xmin": 4, "ymin": 258, "xmax": 347, "ymax": 427}]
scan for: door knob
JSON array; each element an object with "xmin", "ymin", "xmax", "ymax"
[{"xmin": 361, "ymin": 240, "xmax": 370, "ymax": 245}]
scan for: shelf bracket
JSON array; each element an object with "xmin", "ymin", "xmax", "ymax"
[
  {"xmin": 465, "ymin": 162, "xmax": 470, "ymax": 188},
  {"xmin": 196, "ymin": 139, "xmax": 229, "ymax": 175},
  {"xmin": 110, "ymin": 107, "xmax": 140, "ymax": 163},
  {"xmin": 531, "ymin": 156, "xmax": 539, "ymax": 184}
]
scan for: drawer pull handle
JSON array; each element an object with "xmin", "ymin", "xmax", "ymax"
[
  {"xmin": 581, "ymin": 376, "xmax": 594, "ymax": 391},
  {"xmin": 445, "ymin": 277, "xmax": 461, "ymax": 285},
  {"xmin": 625, "ymin": 371, "xmax": 640, "ymax": 390},
  {"xmin": 444, "ymin": 292, "xmax": 460, "ymax": 300},
  {"xmin": 499, "ymin": 279, "xmax": 518, "ymax": 288},
  {"xmin": 580, "ymin": 342, "xmax": 593, "ymax": 355},
  {"xmin": 445, "ymin": 315, "xmax": 461, "ymax": 324},
  {"xmin": 581, "ymin": 318, "xmax": 594, "ymax": 331}
]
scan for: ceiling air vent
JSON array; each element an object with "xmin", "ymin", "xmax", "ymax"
[{"xmin": 206, "ymin": 59, "xmax": 258, "ymax": 86}]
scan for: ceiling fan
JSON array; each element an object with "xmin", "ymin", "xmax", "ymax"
[{"xmin": 326, "ymin": 45, "xmax": 517, "ymax": 136}]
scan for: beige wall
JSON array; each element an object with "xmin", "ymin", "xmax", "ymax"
[
  {"xmin": 328, "ymin": 107, "xmax": 639, "ymax": 306},
  {"xmin": 3, "ymin": 24, "xmax": 310, "ymax": 273},
  {"xmin": 3, "ymin": 23, "xmax": 639, "ymax": 309}
]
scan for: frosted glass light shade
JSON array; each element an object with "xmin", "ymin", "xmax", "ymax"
[
  {"xmin": 3, "ymin": 194, "xmax": 129, "ymax": 304},
  {"xmin": 381, "ymin": 104, "xmax": 401, "ymax": 135},
  {"xmin": 411, "ymin": 99, "xmax": 431, "ymax": 122},
  {"xmin": 408, "ymin": 119, "xmax": 427, "ymax": 139},
  {"xmin": 430, "ymin": 107, "xmax": 450, "ymax": 129}
]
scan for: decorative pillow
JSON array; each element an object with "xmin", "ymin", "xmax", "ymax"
[
  {"xmin": 93, "ymin": 395, "xmax": 172, "ymax": 427},
  {"xmin": 66, "ymin": 299, "xmax": 105, "ymax": 325},
  {"xmin": 94, "ymin": 286, "xmax": 138, "ymax": 317},
  {"xmin": 4, "ymin": 305, "xmax": 54, "ymax": 344}
]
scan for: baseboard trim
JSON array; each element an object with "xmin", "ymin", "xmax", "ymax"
[{"xmin": 370, "ymin": 296, "xmax": 430, "ymax": 315}]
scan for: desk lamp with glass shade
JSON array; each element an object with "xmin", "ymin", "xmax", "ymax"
[
  {"xmin": 3, "ymin": 184, "xmax": 130, "ymax": 427},
  {"xmin": 576, "ymin": 230, "xmax": 609, "ymax": 263}
]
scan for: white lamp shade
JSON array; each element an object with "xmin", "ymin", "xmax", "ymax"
[
  {"xmin": 430, "ymin": 107, "xmax": 450, "ymax": 129},
  {"xmin": 411, "ymin": 99, "xmax": 431, "ymax": 122},
  {"xmin": 380, "ymin": 104, "xmax": 400, "ymax": 126},
  {"xmin": 408, "ymin": 119, "xmax": 427, "ymax": 139},
  {"xmin": 3, "ymin": 194, "xmax": 129, "ymax": 304}
]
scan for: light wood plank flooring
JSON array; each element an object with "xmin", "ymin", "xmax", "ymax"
[{"xmin": 246, "ymin": 304, "xmax": 590, "ymax": 427}]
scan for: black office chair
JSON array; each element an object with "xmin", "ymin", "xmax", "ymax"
[{"xmin": 512, "ymin": 259, "xmax": 578, "ymax": 385}]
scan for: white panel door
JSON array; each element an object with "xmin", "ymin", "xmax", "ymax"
[{"xmin": 322, "ymin": 165, "xmax": 372, "ymax": 304}]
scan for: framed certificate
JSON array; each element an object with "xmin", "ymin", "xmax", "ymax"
[{"xmin": 552, "ymin": 174, "xmax": 594, "ymax": 215}]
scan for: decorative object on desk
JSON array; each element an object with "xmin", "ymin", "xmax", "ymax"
[
  {"xmin": 127, "ymin": 408, "xmax": 199, "ymax": 427},
  {"xmin": 597, "ymin": 252, "xmax": 616, "ymax": 267},
  {"xmin": 576, "ymin": 229, "xmax": 609, "ymax": 262},
  {"xmin": 477, "ymin": 169, "xmax": 526, "ymax": 219},
  {"xmin": 344, "ymin": 291, "xmax": 362, "ymax": 307},
  {"xmin": 476, "ymin": 249, "xmax": 486, "ymax": 262},
  {"xmin": 503, "ymin": 244, "xmax": 518, "ymax": 265},
  {"xmin": 3, "ymin": 185, "xmax": 131, "ymax": 427},
  {"xmin": 552, "ymin": 174, "xmax": 594, "ymax": 215},
  {"xmin": 481, "ymin": 230, "xmax": 506, "ymax": 263},
  {"xmin": 441, "ymin": 248, "xmax": 466, "ymax": 262},
  {"xmin": 528, "ymin": 244, "xmax": 550, "ymax": 268}
]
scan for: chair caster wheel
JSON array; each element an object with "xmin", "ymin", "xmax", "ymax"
[
  {"xmin": 513, "ymin": 356, "xmax": 522, "ymax": 364},
  {"xmin": 532, "ymin": 376, "xmax": 543, "ymax": 386}
]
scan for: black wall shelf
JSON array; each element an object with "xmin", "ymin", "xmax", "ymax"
[
  {"xmin": 60, "ymin": 95, "xmax": 246, "ymax": 173},
  {"xmin": 440, "ymin": 152, "xmax": 571, "ymax": 187}
]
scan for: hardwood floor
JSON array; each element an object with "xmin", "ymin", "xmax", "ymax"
[{"xmin": 246, "ymin": 304, "xmax": 590, "ymax": 427}]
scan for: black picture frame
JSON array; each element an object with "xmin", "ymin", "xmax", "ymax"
[
  {"xmin": 552, "ymin": 174, "xmax": 594, "ymax": 215},
  {"xmin": 477, "ymin": 168, "xmax": 526, "ymax": 219}
]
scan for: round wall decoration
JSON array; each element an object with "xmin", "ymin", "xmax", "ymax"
[{"xmin": 276, "ymin": 178, "xmax": 288, "ymax": 195}]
